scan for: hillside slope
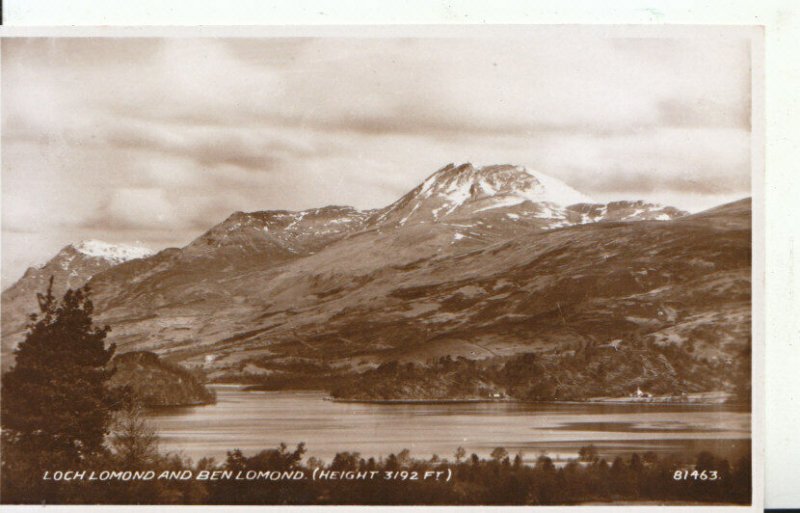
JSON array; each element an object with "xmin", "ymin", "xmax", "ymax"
[
  {"xmin": 78, "ymin": 198, "xmax": 748, "ymax": 399},
  {"xmin": 109, "ymin": 351, "xmax": 215, "ymax": 407},
  {"xmin": 1, "ymin": 164, "xmax": 747, "ymax": 399}
]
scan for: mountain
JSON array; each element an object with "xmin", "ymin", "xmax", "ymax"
[
  {"xmin": 194, "ymin": 197, "xmax": 748, "ymax": 381},
  {"xmin": 181, "ymin": 205, "xmax": 370, "ymax": 263},
  {"xmin": 1, "ymin": 163, "xmax": 746, "ymax": 400},
  {"xmin": 7, "ymin": 240, "xmax": 153, "ymax": 294},
  {"xmin": 369, "ymin": 163, "xmax": 683, "ymax": 230},
  {"xmin": 369, "ymin": 163, "xmax": 592, "ymax": 226},
  {"xmin": 330, "ymin": 197, "xmax": 751, "ymax": 400},
  {"xmin": 1, "ymin": 241, "xmax": 153, "ymax": 359}
]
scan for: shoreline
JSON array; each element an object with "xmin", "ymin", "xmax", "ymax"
[
  {"xmin": 325, "ymin": 397, "xmax": 511, "ymax": 405},
  {"xmin": 325, "ymin": 396, "xmax": 742, "ymax": 407},
  {"xmin": 210, "ymin": 385, "xmax": 743, "ymax": 407}
]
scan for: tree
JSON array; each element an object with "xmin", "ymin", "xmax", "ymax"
[
  {"xmin": 578, "ymin": 444, "xmax": 599, "ymax": 463},
  {"xmin": 110, "ymin": 393, "xmax": 159, "ymax": 468},
  {"xmin": 490, "ymin": 447, "xmax": 509, "ymax": 462},
  {"xmin": 397, "ymin": 448, "xmax": 412, "ymax": 467},
  {"xmin": 454, "ymin": 446, "xmax": 466, "ymax": 463},
  {"xmin": 1, "ymin": 279, "xmax": 118, "ymax": 502}
]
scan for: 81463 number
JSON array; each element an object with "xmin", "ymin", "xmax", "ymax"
[{"xmin": 673, "ymin": 470, "xmax": 719, "ymax": 481}]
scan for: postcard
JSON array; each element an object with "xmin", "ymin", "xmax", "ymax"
[{"xmin": 0, "ymin": 25, "xmax": 761, "ymax": 509}]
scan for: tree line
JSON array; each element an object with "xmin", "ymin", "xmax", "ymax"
[{"xmin": 330, "ymin": 340, "xmax": 741, "ymax": 402}]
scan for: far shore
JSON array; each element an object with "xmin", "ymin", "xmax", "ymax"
[
  {"xmin": 325, "ymin": 397, "xmax": 512, "ymax": 405},
  {"xmin": 211, "ymin": 384, "xmax": 742, "ymax": 407},
  {"xmin": 324, "ymin": 395, "xmax": 740, "ymax": 407}
]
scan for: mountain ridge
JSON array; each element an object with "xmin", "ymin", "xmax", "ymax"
[{"xmin": 2, "ymin": 163, "xmax": 745, "ymax": 400}]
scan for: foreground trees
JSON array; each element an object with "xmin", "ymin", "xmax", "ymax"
[
  {"xmin": 1, "ymin": 279, "xmax": 118, "ymax": 502},
  {"xmin": 1, "ymin": 441, "xmax": 751, "ymax": 505}
]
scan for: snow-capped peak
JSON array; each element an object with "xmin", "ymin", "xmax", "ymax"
[
  {"xmin": 72, "ymin": 240, "xmax": 154, "ymax": 263},
  {"xmin": 371, "ymin": 163, "xmax": 595, "ymax": 226},
  {"xmin": 425, "ymin": 163, "xmax": 593, "ymax": 209}
]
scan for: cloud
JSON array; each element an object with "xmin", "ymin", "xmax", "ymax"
[
  {"xmin": 82, "ymin": 188, "xmax": 183, "ymax": 231},
  {"xmin": 1, "ymin": 32, "xmax": 754, "ymax": 287},
  {"xmin": 101, "ymin": 121, "xmax": 313, "ymax": 172}
]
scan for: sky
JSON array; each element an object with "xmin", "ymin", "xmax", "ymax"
[{"xmin": 1, "ymin": 31, "xmax": 754, "ymax": 287}]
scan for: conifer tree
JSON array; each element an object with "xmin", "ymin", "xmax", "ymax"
[{"xmin": 1, "ymin": 278, "xmax": 117, "ymax": 501}]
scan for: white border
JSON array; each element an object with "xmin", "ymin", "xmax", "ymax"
[
  {"xmin": 0, "ymin": 5, "xmax": 788, "ymax": 510},
  {"xmin": 0, "ymin": 0, "xmax": 791, "ymax": 27}
]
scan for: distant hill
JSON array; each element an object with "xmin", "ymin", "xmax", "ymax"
[
  {"xmin": 109, "ymin": 351, "xmax": 215, "ymax": 407},
  {"xmin": 1, "ymin": 163, "xmax": 749, "ymax": 401}
]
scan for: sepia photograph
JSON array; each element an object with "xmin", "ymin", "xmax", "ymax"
[{"xmin": 0, "ymin": 26, "xmax": 758, "ymax": 506}]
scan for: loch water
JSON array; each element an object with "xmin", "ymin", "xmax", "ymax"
[{"xmin": 146, "ymin": 385, "xmax": 750, "ymax": 464}]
